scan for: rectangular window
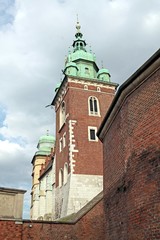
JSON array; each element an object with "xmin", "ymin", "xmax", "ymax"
[{"xmin": 88, "ymin": 126, "xmax": 98, "ymax": 142}]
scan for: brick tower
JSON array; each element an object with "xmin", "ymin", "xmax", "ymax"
[{"xmin": 51, "ymin": 21, "xmax": 118, "ymax": 219}]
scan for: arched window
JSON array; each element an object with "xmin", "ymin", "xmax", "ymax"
[
  {"xmin": 88, "ymin": 96, "xmax": 100, "ymax": 116},
  {"xmin": 63, "ymin": 132, "xmax": 66, "ymax": 148},
  {"xmin": 63, "ymin": 163, "xmax": 68, "ymax": 184},
  {"xmin": 59, "ymin": 101, "xmax": 66, "ymax": 129},
  {"xmin": 59, "ymin": 168, "xmax": 63, "ymax": 187}
]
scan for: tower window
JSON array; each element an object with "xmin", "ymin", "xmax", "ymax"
[
  {"xmin": 63, "ymin": 132, "xmax": 66, "ymax": 148},
  {"xmin": 88, "ymin": 96, "xmax": 100, "ymax": 116},
  {"xmin": 85, "ymin": 67, "xmax": 89, "ymax": 74},
  {"xmin": 59, "ymin": 101, "xmax": 66, "ymax": 129},
  {"xmin": 88, "ymin": 127, "xmax": 98, "ymax": 142}
]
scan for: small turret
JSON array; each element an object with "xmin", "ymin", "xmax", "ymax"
[
  {"xmin": 97, "ymin": 68, "xmax": 111, "ymax": 82},
  {"xmin": 36, "ymin": 131, "xmax": 55, "ymax": 156}
]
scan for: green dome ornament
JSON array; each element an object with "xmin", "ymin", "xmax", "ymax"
[
  {"xmin": 35, "ymin": 131, "xmax": 55, "ymax": 156},
  {"xmin": 97, "ymin": 68, "xmax": 111, "ymax": 82}
]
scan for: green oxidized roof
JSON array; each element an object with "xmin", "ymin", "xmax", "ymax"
[
  {"xmin": 54, "ymin": 21, "xmax": 112, "ymax": 91},
  {"xmin": 65, "ymin": 61, "xmax": 78, "ymax": 69},
  {"xmin": 35, "ymin": 132, "xmax": 55, "ymax": 156},
  {"xmin": 68, "ymin": 49, "xmax": 95, "ymax": 63},
  {"xmin": 97, "ymin": 68, "xmax": 110, "ymax": 76},
  {"xmin": 39, "ymin": 134, "xmax": 55, "ymax": 143}
]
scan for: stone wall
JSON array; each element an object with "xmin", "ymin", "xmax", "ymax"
[
  {"xmin": 0, "ymin": 187, "xmax": 26, "ymax": 219},
  {"xmin": 0, "ymin": 192, "xmax": 105, "ymax": 240}
]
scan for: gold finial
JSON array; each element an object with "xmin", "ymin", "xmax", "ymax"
[
  {"xmin": 101, "ymin": 60, "xmax": 104, "ymax": 68},
  {"xmin": 76, "ymin": 14, "xmax": 81, "ymax": 32}
]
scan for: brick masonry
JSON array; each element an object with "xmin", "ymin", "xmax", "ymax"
[
  {"xmin": 98, "ymin": 51, "xmax": 160, "ymax": 239},
  {"xmin": 53, "ymin": 77, "xmax": 117, "ymax": 218},
  {"xmin": 0, "ymin": 192, "xmax": 104, "ymax": 240}
]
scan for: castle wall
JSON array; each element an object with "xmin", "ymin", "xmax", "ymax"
[
  {"xmin": 98, "ymin": 50, "xmax": 160, "ymax": 239},
  {"xmin": 66, "ymin": 174, "xmax": 103, "ymax": 217},
  {"xmin": 0, "ymin": 188, "xmax": 26, "ymax": 220},
  {"xmin": 0, "ymin": 192, "xmax": 104, "ymax": 240}
]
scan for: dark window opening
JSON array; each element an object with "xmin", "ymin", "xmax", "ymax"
[{"xmin": 90, "ymin": 129, "xmax": 96, "ymax": 140}]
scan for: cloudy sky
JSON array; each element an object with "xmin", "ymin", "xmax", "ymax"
[{"xmin": 0, "ymin": 0, "xmax": 159, "ymax": 218}]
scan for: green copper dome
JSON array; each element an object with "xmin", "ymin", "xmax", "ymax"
[
  {"xmin": 63, "ymin": 21, "xmax": 99, "ymax": 79},
  {"xmin": 36, "ymin": 132, "xmax": 55, "ymax": 156},
  {"xmin": 39, "ymin": 135, "xmax": 55, "ymax": 143},
  {"xmin": 53, "ymin": 21, "xmax": 112, "ymax": 90},
  {"xmin": 97, "ymin": 68, "xmax": 111, "ymax": 82},
  {"xmin": 68, "ymin": 50, "xmax": 95, "ymax": 63},
  {"xmin": 64, "ymin": 61, "xmax": 78, "ymax": 76}
]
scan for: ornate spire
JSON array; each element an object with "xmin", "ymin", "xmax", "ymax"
[
  {"xmin": 76, "ymin": 14, "xmax": 81, "ymax": 33},
  {"xmin": 75, "ymin": 19, "xmax": 83, "ymax": 39},
  {"xmin": 73, "ymin": 18, "xmax": 86, "ymax": 52}
]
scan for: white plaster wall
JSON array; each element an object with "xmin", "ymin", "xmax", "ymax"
[
  {"xmin": 46, "ymin": 190, "xmax": 52, "ymax": 213},
  {"xmin": 52, "ymin": 184, "xmax": 56, "ymax": 219},
  {"xmin": 39, "ymin": 195, "xmax": 46, "ymax": 218},
  {"xmin": 45, "ymin": 170, "xmax": 52, "ymax": 215},
  {"xmin": 54, "ymin": 174, "xmax": 71, "ymax": 219},
  {"xmin": 51, "ymin": 156, "xmax": 56, "ymax": 219},
  {"xmin": 32, "ymin": 184, "xmax": 39, "ymax": 219},
  {"xmin": 38, "ymin": 178, "xmax": 46, "ymax": 218},
  {"xmin": 55, "ymin": 186, "xmax": 63, "ymax": 219},
  {"xmin": 59, "ymin": 174, "xmax": 71, "ymax": 218}
]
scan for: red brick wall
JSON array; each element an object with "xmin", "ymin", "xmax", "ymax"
[
  {"xmin": 0, "ymin": 195, "xmax": 105, "ymax": 240},
  {"xmin": 0, "ymin": 220, "xmax": 22, "ymax": 239},
  {"xmin": 68, "ymin": 84, "xmax": 115, "ymax": 175},
  {"xmin": 55, "ymin": 78, "xmax": 116, "ymax": 185},
  {"xmin": 102, "ymin": 67, "xmax": 160, "ymax": 239}
]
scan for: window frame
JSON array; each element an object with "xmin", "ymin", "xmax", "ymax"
[
  {"xmin": 88, "ymin": 126, "xmax": 98, "ymax": 142},
  {"xmin": 88, "ymin": 96, "xmax": 100, "ymax": 116},
  {"xmin": 59, "ymin": 101, "xmax": 66, "ymax": 129},
  {"xmin": 63, "ymin": 132, "xmax": 66, "ymax": 148}
]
